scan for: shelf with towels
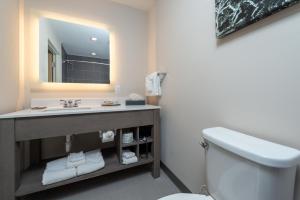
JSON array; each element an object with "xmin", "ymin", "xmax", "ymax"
[
  {"xmin": 15, "ymin": 150, "xmax": 154, "ymax": 197},
  {"xmin": 118, "ymin": 127, "xmax": 154, "ymax": 164}
]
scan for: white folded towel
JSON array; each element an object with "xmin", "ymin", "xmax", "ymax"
[
  {"xmin": 68, "ymin": 151, "xmax": 85, "ymax": 162},
  {"xmin": 67, "ymin": 159, "xmax": 86, "ymax": 168},
  {"xmin": 122, "ymin": 150, "xmax": 136, "ymax": 159},
  {"xmin": 67, "ymin": 151, "xmax": 86, "ymax": 168},
  {"xmin": 42, "ymin": 157, "xmax": 76, "ymax": 185},
  {"xmin": 85, "ymin": 149, "xmax": 103, "ymax": 163},
  {"xmin": 122, "ymin": 156, "xmax": 138, "ymax": 165},
  {"xmin": 46, "ymin": 157, "xmax": 67, "ymax": 170},
  {"xmin": 122, "ymin": 132, "xmax": 134, "ymax": 144},
  {"xmin": 77, "ymin": 150, "xmax": 105, "ymax": 176},
  {"xmin": 42, "ymin": 150, "xmax": 106, "ymax": 185},
  {"xmin": 145, "ymin": 72, "xmax": 162, "ymax": 96}
]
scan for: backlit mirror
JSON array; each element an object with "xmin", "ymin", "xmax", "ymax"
[{"xmin": 39, "ymin": 18, "xmax": 110, "ymax": 84}]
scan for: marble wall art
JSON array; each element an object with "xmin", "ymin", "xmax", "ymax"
[{"xmin": 216, "ymin": 0, "xmax": 300, "ymax": 38}]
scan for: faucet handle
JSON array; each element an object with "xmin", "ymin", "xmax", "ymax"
[
  {"xmin": 74, "ymin": 99, "xmax": 81, "ymax": 107},
  {"xmin": 60, "ymin": 100, "xmax": 68, "ymax": 107}
]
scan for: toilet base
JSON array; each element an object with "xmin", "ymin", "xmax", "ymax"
[{"xmin": 158, "ymin": 193, "xmax": 214, "ymax": 200}]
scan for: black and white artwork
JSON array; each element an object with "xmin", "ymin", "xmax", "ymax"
[{"xmin": 216, "ymin": 0, "xmax": 300, "ymax": 38}]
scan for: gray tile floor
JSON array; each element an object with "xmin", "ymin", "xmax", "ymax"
[{"xmin": 23, "ymin": 168, "xmax": 180, "ymax": 200}]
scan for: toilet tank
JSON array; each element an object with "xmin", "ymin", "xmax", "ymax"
[{"xmin": 202, "ymin": 127, "xmax": 300, "ymax": 200}]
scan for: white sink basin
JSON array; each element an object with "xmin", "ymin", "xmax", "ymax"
[{"xmin": 43, "ymin": 107, "xmax": 92, "ymax": 112}]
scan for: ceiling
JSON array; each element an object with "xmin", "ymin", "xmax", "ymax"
[
  {"xmin": 110, "ymin": 0, "xmax": 155, "ymax": 11},
  {"xmin": 47, "ymin": 19, "xmax": 110, "ymax": 59}
]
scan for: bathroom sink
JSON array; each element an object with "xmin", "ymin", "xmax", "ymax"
[{"xmin": 43, "ymin": 107, "xmax": 92, "ymax": 112}]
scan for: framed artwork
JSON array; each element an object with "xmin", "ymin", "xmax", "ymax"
[{"xmin": 216, "ymin": 0, "xmax": 300, "ymax": 38}]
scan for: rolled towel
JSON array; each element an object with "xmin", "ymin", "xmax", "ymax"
[
  {"xmin": 42, "ymin": 157, "xmax": 76, "ymax": 185},
  {"xmin": 77, "ymin": 150, "xmax": 105, "ymax": 176},
  {"xmin": 122, "ymin": 156, "xmax": 138, "ymax": 165},
  {"xmin": 122, "ymin": 150, "xmax": 136, "ymax": 159},
  {"xmin": 101, "ymin": 131, "xmax": 115, "ymax": 143}
]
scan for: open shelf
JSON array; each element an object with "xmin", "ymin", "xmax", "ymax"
[
  {"xmin": 121, "ymin": 137, "xmax": 153, "ymax": 147},
  {"xmin": 138, "ymin": 137, "xmax": 153, "ymax": 145},
  {"xmin": 15, "ymin": 152, "xmax": 153, "ymax": 197},
  {"xmin": 122, "ymin": 140, "xmax": 138, "ymax": 148}
]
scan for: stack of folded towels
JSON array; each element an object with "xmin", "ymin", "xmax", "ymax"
[
  {"xmin": 122, "ymin": 132, "xmax": 134, "ymax": 144},
  {"xmin": 42, "ymin": 149, "xmax": 105, "ymax": 185},
  {"xmin": 67, "ymin": 151, "xmax": 86, "ymax": 168},
  {"xmin": 122, "ymin": 150, "xmax": 138, "ymax": 165}
]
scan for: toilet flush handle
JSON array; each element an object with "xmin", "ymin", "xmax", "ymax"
[{"xmin": 200, "ymin": 138, "xmax": 209, "ymax": 150}]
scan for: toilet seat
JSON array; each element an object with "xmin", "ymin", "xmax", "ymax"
[{"xmin": 158, "ymin": 193, "xmax": 214, "ymax": 200}]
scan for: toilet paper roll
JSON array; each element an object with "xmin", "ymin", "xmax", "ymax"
[{"xmin": 101, "ymin": 131, "xmax": 115, "ymax": 143}]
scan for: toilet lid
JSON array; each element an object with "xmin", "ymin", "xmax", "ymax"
[{"xmin": 159, "ymin": 193, "xmax": 214, "ymax": 200}]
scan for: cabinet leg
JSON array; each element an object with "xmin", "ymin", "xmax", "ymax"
[
  {"xmin": 0, "ymin": 120, "xmax": 17, "ymax": 200},
  {"xmin": 151, "ymin": 110, "xmax": 161, "ymax": 178},
  {"xmin": 152, "ymin": 161, "xmax": 160, "ymax": 178}
]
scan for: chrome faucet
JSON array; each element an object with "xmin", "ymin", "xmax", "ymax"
[
  {"xmin": 74, "ymin": 99, "xmax": 81, "ymax": 107},
  {"xmin": 60, "ymin": 99, "xmax": 81, "ymax": 108}
]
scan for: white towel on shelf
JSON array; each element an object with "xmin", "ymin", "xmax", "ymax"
[
  {"xmin": 122, "ymin": 156, "xmax": 138, "ymax": 165},
  {"xmin": 46, "ymin": 157, "xmax": 67, "ymax": 170},
  {"xmin": 77, "ymin": 150, "xmax": 105, "ymax": 176},
  {"xmin": 42, "ymin": 157, "xmax": 76, "ymax": 185},
  {"xmin": 67, "ymin": 151, "xmax": 86, "ymax": 168},
  {"xmin": 67, "ymin": 158, "xmax": 86, "ymax": 168},
  {"xmin": 122, "ymin": 132, "xmax": 134, "ymax": 144},
  {"xmin": 101, "ymin": 130, "xmax": 115, "ymax": 143},
  {"xmin": 68, "ymin": 151, "xmax": 85, "ymax": 162},
  {"xmin": 145, "ymin": 72, "xmax": 162, "ymax": 96},
  {"xmin": 122, "ymin": 150, "xmax": 136, "ymax": 159},
  {"xmin": 42, "ymin": 150, "xmax": 106, "ymax": 185}
]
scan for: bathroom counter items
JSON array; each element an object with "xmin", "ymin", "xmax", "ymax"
[
  {"xmin": 0, "ymin": 107, "xmax": 160, "ymax": 200},
  {"xmin": 0, "ymin": 104, "xmax": 160, "ymax": 119}
]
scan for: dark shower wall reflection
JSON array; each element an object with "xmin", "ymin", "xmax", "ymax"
[{"xmin": 62, "ymin": 50, "xmax": 110, "ymax": 84}]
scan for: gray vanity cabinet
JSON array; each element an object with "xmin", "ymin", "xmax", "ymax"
[{"xmin": 0, "ymin": 109, "xmax": 160, "ymax": 200}]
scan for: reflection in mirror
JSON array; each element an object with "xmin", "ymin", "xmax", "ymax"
[{"xmin": 39, "ymin": 18, "xmax": 110, "ymax": 84}]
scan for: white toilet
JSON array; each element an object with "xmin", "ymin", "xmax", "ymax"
[{"xmin": 159, "ymin": 127, "xmax": 300, "ymax": 200}]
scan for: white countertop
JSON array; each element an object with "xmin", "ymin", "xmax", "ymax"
[{"xmin": 0, "ymin": 105, "xmax": 160, "ymax": 119}]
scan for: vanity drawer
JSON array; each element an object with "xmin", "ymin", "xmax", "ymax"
[{"xmin": 15, "ymin": 110, "xmax": 155, "ymax": 141}]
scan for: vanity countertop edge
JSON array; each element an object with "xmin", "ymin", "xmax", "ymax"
[{"xmin": 0, "ymin": 105, "xmax": 161, "ymax": 119}]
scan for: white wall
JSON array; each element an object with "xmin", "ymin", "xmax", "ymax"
[
  {"xmin": 0, "ymin": 0, "xmax": 19, "ymax": 114},
  {"xmin": 148, "ymin": 5, "xmax": 156, "ymax": 73},
  {"xmin": 155, "ymin": 0, "xmax": 300, "ymax": 199},
  {"xmin": 22, "ymin": 0, "xmax": 149, "ymax": 106}
]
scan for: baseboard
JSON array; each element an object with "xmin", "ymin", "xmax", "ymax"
[{"xmin": 161, "ymin": 162, "xmax": 192, "ymax": 193}]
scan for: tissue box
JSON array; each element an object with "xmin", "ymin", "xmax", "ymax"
[{"xmin": 125, "ymin": 100, "xmax": 146, "ymax": 106}]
